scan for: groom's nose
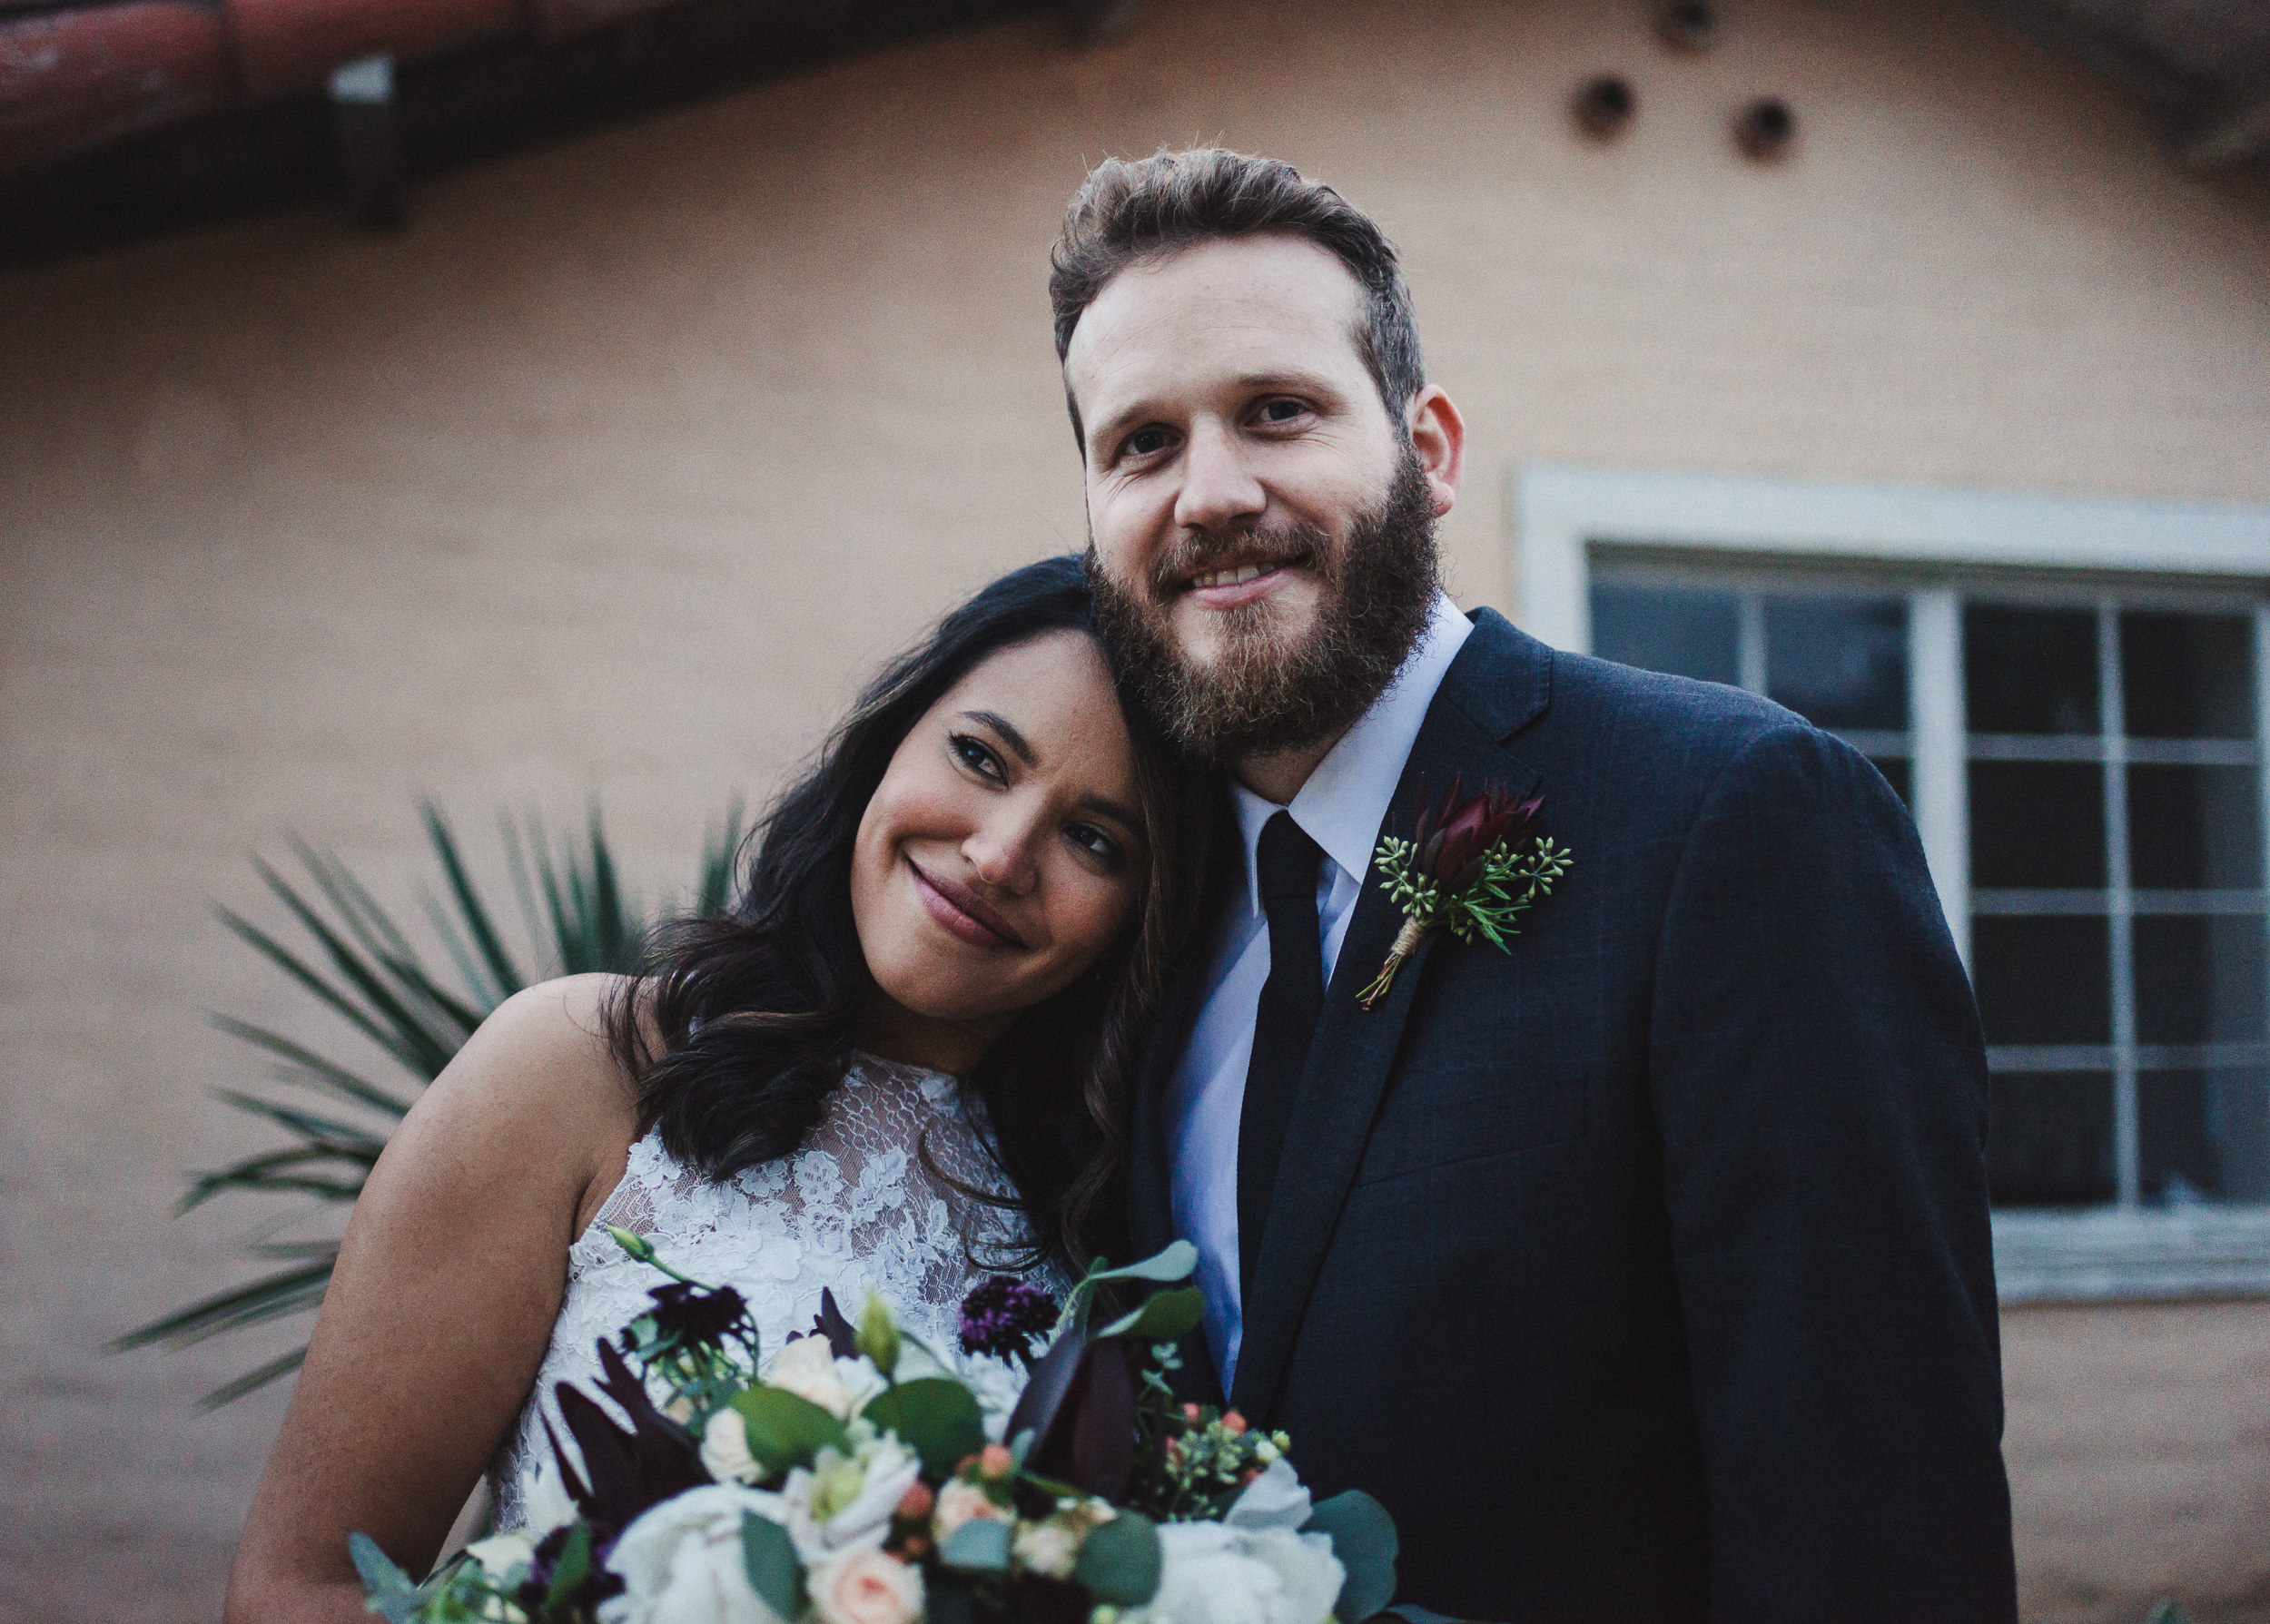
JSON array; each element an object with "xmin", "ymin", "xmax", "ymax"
[{"xmin": 1172, "ymin": 420, "xmax": 1267, "ymax": 537}]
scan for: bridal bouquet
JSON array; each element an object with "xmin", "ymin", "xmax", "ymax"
[{"xmin": 353, "ymin": 1238, "xmax": 1397, "ymax": 1624}]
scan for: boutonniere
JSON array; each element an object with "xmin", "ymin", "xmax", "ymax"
[{"xmin": 1356, "ymin": 773, "xmax": 1574, "ymax": 1010}]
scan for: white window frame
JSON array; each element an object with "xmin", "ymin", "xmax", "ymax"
[{"xmin": 1511, "ymin": 464, "xmax": 2270, "ymax": 1303}]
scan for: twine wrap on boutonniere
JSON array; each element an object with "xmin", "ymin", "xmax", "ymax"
[{"xmin": 1355, "ymin": 773, "xmax": 1574, "ymax": 1010}]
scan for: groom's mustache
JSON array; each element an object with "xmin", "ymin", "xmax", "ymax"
[{"xmin": 1144, "ymin": 523, "xmax": 1328, "ymax": 599}]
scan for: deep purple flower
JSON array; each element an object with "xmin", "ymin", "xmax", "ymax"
[
  {"xmin": 629, "ymin": 1280, "xmax": 753, "ymax": 1355},
  {"xmin": 958, "ymin": 1275, "xmax": 1059, "ymax": 1363},
  {"xmin": 1408, "ymin": 773, "xmax": 1544, "ymax": 892}
]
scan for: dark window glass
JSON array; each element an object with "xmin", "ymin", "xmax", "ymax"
[
  {"xmin": 2140, "ymin": 1070, "xmax": 2270, "ymax": 1204},
  {"xmin": 1968, "ymin": 762, "xmax": 2106, "ymax": 889},
  {"xmin": 2133, "ymin": 916, "xmax": 2268, "ymax": 1045},
  {"xmin": 1763, "ymin": 595, "xmax": 1908, "ymax": 730},
  {"xmin": 1988, "ymin": 1072, "xmax": 2115, "ymax": 1206},
  {"xmin": 2120, "ymin": 613, "xmax": 2255, "ymax": 741},
  {"xmin": 1965, "ymin": 606, "xmax": 2098, "ymax": 734},
  {"xmin": 2127, "ymin": 765, "xmax": 2264, "ymax": 891},
  {"xmin": 1591, "ymin": 582, "xmax": 1739, "ymax": 686},
  {"xmin": 1971, "ymin": 917, "xmax": 2111, "ymax": 1045},
  {"xmin": 1870, "ymin": 757, "xmax": 1910, "ymax": 806}
]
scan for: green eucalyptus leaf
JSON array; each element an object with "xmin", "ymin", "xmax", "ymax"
[
  {"xmin": 544, "ymin": 1521, "xmax": 593, "ymax": 1612},
  {"xmin": 1073, "ymin": 1510, "xmax": 1161, "ymax": 1605},
  {"xmin": 1083, "ymin": 1241, "xmax": 1199, "ymax": 1288},
  {"xmin": 731, "ymin": 1387, "xmax": 850, "ymax": 1475},
  {"xmin": 348, "ymin": 1531, "xmax": 424, "ymax": 1624},
  {"xmin": 741, "ymin": 1512, "xmax": 806, "ymax": 1618},
  {"xmin": 861, "ymin": 1378, "xmax": 984, "ymax": 1479},
  {"xmin": 940, "ymin": 1517, "xmax": 1011, "ymax": 1573},
  {"xmin": 1303, "ymin": 1490, "xmax": 1399, "ymax": 1623},
  {"xmin": 1096, "ymin": 1286, "xmax": 1204, "ymax": 1343}
]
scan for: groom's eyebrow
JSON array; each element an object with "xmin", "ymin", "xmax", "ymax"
[{"xmin": 962, "ymin": 710, "xmax": 1037, "ymax": 766}]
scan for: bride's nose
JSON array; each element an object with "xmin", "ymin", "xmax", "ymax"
[{"xmin": 963, "ymin": 805, "xmax": 1042, "ymax": 898}]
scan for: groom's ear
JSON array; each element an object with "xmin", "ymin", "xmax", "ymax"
[{"xmin": 1406, "ymin": 385, "xmax": 1466, "ymax": 519}]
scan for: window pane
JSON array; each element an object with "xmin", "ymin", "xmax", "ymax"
[
  {"xmin": 1591, "ymin": 582, "xmax": 1739, "ymax": 685},
  {"xmin": 2133, "ymin": 916, "xmax": 2268, "ymax": 1045},
  {"xmin": 2140, "ymin": 1069, "xmax": 2270, "ymax": 1203},
  {"xmin": 1870, "ymin": 757, "xmax": 1910, "ymax": 807},
  {"xmin": 1968, "ymin": 762, "xmax": 2106, "ymax": 889},
  {"xmin": 1763, "ymin": 595, "xmax": 1908, "ymax": 730},
  {"xmin": 1965, "ymin": 605, "xmax": 2099, "ymax": 734},
  {"xmin": 2120, "ymin": 612, "xmax": 2255, "ymax": 741},
  {"xmin": 2127, "ymin": 764, "xmax": 2264, "ymax": 891},
  {"xmin": 1972, "ymin": 917, "xmax": 2111, "ymax": 1045},
  {"xmin": 1989, "ymin": 1072, "xmax": 2115, "ymax": 1206}
]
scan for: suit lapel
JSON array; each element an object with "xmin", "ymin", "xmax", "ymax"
[{"xmin": 1229, "ymin": 610, "xmax": 1551, "ymax": 1421}]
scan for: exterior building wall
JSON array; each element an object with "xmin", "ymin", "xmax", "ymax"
[{"xmin": 1, "ymin": 0, "xmax": 2266, "ymax": 1618}]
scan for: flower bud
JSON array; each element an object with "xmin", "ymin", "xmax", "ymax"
[
  {"xmin": 605, "ymin": 1225, "xmax": 657, "ymax": 1264},
  {"xmin": 1220, "ymin": 1411, "xmax": 1248, "ymax": 1435},
  {"xmin": 858, "ymin": 1292, "xmax": 902, "ymax": 1380}
]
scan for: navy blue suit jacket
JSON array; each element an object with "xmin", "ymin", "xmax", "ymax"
[{"xmin": 1129, "ymin": 608, "xmax": 2017, "ymax": 1621}]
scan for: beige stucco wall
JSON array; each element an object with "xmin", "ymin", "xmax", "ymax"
[{"xmin": 4, "ymin": 0, "xmax": 2268, "ymax": 1618}]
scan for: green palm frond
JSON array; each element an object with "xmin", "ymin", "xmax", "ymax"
[{"xmin": 119, "ymin": 799, "xmax": 746, "ymax": 1405}]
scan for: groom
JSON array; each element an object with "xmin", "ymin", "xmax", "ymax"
[{"xmin": 1052, "ymin": 151, "xmax": 2017, "ymax": 1621}]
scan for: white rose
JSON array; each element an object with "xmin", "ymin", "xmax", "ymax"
[
  {"xmin": 780, "ymin": 1436, "xmax": 923, "ymax": 1568},
  {"xmin": 808, "ymin": 1547, "xmax": 923, "ymax": 1624},
  {"xmin": 932, "ymin": 1479, "xmax": 1009, "ymax": 1545},
  {"xmin": 464, "ymin": 1530, "xmax": 538, "ymax": 1575},
  {"xmin": 603, "ymin": 1484, "xmax": 794, "ymax": 1624},
  {"xmin": 766, "ymin": 1335, "xmax": 885, "ymax": 1421},
  {"xmin": 1223, "ymin": 1458, "xmax": 1311, "ymax": 1531},
  {"xmin": 702, "ymin": 1408, "xmax": 762, "ymax": 1484},
  {"xmin": 1134, "ymin": 1521, "xmax": 1345, "ymax": 1624},
  {"xmin": 1012, "ymin": 1516, "xmax": 1083, "ymax": 1580}
]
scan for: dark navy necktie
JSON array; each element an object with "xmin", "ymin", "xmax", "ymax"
[{"xmin": 1238, "ymin": 811, "xmax": 1327, "ymax": 1297}]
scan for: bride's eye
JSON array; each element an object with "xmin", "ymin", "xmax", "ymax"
[
  {"xmin": 950, "ymin": 733, "xmax": 1007, "ymax": 783},
  {"xmin": 1065, "ymin": 822, "xmax": 1124, "ymax": 866}
]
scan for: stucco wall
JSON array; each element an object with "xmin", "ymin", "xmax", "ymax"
[{"xmin": 3, "ymin": 0, "xmax": 2267, "ymax": 1618}]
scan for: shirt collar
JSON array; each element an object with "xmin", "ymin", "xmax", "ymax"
[{"xmin": 1230, "ymin": 593, "xmax": 1476, "ymax": 914}]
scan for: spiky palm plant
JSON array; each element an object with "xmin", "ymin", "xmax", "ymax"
[{"xmin": 114, "ymin": 799, "xmax": 745, "ymax": 1406}]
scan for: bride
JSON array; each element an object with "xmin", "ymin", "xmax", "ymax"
[{"xmin": 224, "ymin": 556, "xmax": 1219, "ymax": 1622}]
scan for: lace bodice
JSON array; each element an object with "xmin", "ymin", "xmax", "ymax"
[{"xmin": 493, "ymin": 1053, "xmax": 1059, "ymax": 1528}]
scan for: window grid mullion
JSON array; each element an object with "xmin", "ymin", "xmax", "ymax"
[
  {"xmin": 2100, "ymin": 601, "xmax": 2141, "ymax": 1208},
  {"xmin": 1736, "ymin": 592, "xmax": 1767, "ymax": 696}
]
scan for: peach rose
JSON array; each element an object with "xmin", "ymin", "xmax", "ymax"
[{"xmin": 809, "ymin": 1548, "xmax": 923, "ymax": 1624}]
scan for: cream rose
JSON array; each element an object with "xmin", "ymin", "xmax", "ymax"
[
  {"xmin": 701, "ymin": 1408, "xmax": 761, "ymax": 1484},
  {"xmin": 808, "ymin": 1547, "xmax": 923, "ymax": 1624},
  {"xmin": 931, "ymin": 1479, "xmax": 1010, "ymax": 1545},
  {"xmin": 1131, "ymin": 1520, "xmax": 1346, "ymax": 1624},
  {"xmin": 765, "ymin": 1335, "xmax": 883, "ymax": 1421},
  {"xmin": 1012, "ymin": 1516, "xmax": 1081, "ymax": 1580},
  {"xmin": 603, "ymin": 1483, "xmax": 794, "ymax": 1624}
]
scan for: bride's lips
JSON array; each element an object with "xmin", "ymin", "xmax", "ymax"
[{"xmin": 908, "ymin": 859, "xmax": 1027, "ymax": 950}]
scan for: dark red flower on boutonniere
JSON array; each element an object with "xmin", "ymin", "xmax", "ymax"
[{"xmin": 1357, "ymin": 774, "xmax": 1571, "ymax": 1010}]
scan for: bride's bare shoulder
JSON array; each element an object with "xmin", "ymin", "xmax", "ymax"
[{"xmin": 405, "ymin": 973, "xmax": 646, "ymax": 1160}]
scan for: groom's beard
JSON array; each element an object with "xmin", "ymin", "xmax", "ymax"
[{"xmin": 1090, "ymin": 450, "xmax": 1440, "ymax": 767}]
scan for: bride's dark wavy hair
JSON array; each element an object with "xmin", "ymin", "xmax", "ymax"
[{"xmin": 603, "ymin": 556, "xmax": 1223, "ymax": 1272}]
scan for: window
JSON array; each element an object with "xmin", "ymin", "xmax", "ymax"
[
  {"xmin": 1516, "ymin": 465, "xmax": 2270, "ymax": 1299},
  {"xmin": 1592, "ymin": 569, "xmax": 2270, "ymax": 1213}
]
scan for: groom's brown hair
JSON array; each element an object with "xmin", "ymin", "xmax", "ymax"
[{"xmin": 1048, "ymin": 147, "xmax": 1426, "ymax": 448}]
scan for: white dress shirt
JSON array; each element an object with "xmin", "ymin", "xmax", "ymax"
[{"xmin": 1164, "ymin": 594, "xmax": 1475, "ymax": 1389}]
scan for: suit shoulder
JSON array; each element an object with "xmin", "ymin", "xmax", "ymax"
[{"xmin": 1546, "ymin": 646, "xmax": 1805, "ymax": 755}]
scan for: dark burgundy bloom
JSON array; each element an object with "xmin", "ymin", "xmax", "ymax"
[
  {"xmin": 628, "ymin": 1280, "xmax": 752, "ymax": 1355},
  {"xmin": 1408, "ymin": 773, "xmax": 1544, "ymax": 892},
  {"xmin": 958, "ymin": 1275, "xmax": 1059, "ymax": 1363},
  {"xmin": 548, "ymin": 1339, "xmax": 712, "ymax": 1549}
]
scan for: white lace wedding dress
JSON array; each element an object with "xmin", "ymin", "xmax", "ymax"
[{"xmin": 490, "ymin": 1052, "xmax": 1060, "ymax": 1528}]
